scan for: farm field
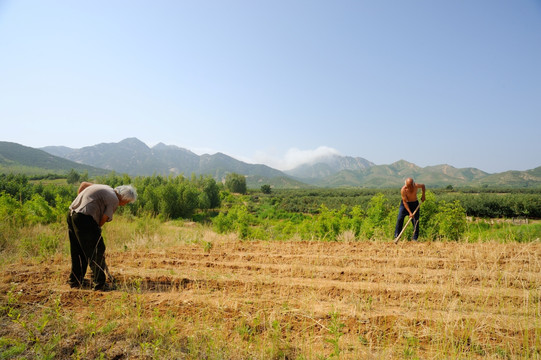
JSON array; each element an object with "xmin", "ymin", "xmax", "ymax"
[{"xmin": 1, "ymin": 223, "xmax": 540, "ymax": 359}]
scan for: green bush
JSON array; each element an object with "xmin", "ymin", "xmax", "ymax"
[
  {"xmin": 212, "ymin": 204, "xmax": 254, "ymax": 239},
  {"xmin": 0, "ymin": 193, "xmax": 25, "ymax": 227},
  {"xmin": 24, "ymin": 194, "xmax": 56, "ymax": 224},
  {"xmin": 360, "ymin": 193, "xmax": 391, "ymax": 239},
  {"xmin": 212, "ymin": 211, "xmax": 233, "ymax": 234},
  {"xmin": 418, "ymin": 192, "xmax": 439, "ymax": 239},
  {"xmin": 435, "ymin": 200, "xmax": 467, "ymax": 241},
  {"xmin": 314, "ymin": 205, "xmax": 342, "ymax": 241},
  {"xmin": 349, "ymin": 205, "xmax": 365, "ymax": 237}
]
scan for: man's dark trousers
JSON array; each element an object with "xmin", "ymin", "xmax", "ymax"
[
  {"xmin": 67, "ymin": 212, "xmax": 106, "ymax": 288},
  {"xmin": 394, "ymin": 200, "xmax": 420, "ymax": 240}
]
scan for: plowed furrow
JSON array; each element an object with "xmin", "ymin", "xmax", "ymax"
[
  {"xmin": 3, "ymin": 239, "xmax": 540, "ymax": 358},
  {"xmin": 110, "ymin": 251, "xmax": 541, "ymax": 290}
]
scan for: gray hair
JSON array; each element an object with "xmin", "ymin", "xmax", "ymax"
[{"xmin": 115, "ymin": 185, "xmax": 138, "ymax": 203}]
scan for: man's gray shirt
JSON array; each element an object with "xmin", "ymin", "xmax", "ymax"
[{"xmin": 69, "ymin": 184, "xmax": 119, "ymax": 226}]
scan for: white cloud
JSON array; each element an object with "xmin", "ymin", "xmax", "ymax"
[
  {"xmin": 184, "ymin": 145, "xmax": 342, "ymax": 171},
  {"xmin": 253, "ymin": 146, "xmax": 341, "ymax": 171}
]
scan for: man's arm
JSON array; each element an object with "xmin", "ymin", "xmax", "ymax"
[
  {"xmin": 99, "ymin": 214, "xmax": 109, "ymax": 227},
  {"xmin": 78, "ymin": 181, "xmax": 93, "ymax": 194},
  {"xmin": 417, "ymin": 183, "xmax": 426, "ymax": 202}
]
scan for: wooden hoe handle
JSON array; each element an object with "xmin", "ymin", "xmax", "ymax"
[{"xmin": 394, "ymin": 202, "xmax": 421, "ymax": 244}]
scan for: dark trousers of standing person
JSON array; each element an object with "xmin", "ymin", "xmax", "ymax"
[
  {"xmin": 66, "ymin": 212, "xmax": 106, "ymax": 289},
  {"xmin": 394, "ymin": 200, "xmax": 420, "ymax": 240}
]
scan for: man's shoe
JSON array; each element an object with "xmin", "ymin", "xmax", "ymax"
[
  {"xmin": 68, "ymin": 279, "xmax": 91, "ymax": 289},
  {"xmin": 93, "ymin": 282, "xmax": 116, "ymax": 292}
]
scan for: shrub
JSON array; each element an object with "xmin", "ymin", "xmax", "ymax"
[
  {"xmin": 360, "ymin": 193, "xmax": 391, "ymax": 239},
  {"xmin": 418, "ymin": 192, "xmax": 439, "ymax": 240},
  {"xmin": 24, "ymin": 194, "xmax": 56, "ymax": 224},
  {"xmin": 314, "ymin": 205, "xmax": 341, "ymax": 241},
  {"xmin": 435, "ymin": 200, "xmax": 467, "ymax": 241},
  {"xmin": 348, "ymin": 205, "xmax": 365, "ymax": 237}
]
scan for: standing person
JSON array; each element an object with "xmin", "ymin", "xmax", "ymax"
[
  {"xmin": 394, "ymin": 178, "xmax": 426, "ymax": 241},
  {"xmin": 67, "ymin": 182, "xmax": 137, "ymax": 290}
]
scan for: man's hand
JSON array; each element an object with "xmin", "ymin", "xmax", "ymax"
[{"xmin": 99, "ymin": 214, "xmax": 109, "ymax": 227}]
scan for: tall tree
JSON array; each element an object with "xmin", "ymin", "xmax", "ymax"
[
  {"xmin": 66, "ymin": 169, "xmax": 80, "ymax": 184},
  {"xmin": 225, "ymin": 173, "xmax": 247, "ymax": 194}
]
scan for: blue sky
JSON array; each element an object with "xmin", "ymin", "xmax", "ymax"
[{"xmin": 1, "ymin": 1, "xmax": 540, "ymax": 173}]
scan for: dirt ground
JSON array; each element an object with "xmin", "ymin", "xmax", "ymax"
[{"xmin": 1, "ymin": 238, "xmax": 540, "ymax": 359}]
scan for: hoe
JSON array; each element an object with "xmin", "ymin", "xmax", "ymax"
[{"xmin": 394, "ymin": 202, "xmax": 421, "ymax": 244}]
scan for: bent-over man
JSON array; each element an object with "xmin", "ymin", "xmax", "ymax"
[
  {"xmin": 394, "ymin": 178, "xmax": 425, "ymax": 241},
  {"xmin": 67, "ymin": 182, "xmax": 137, "ymax": 290}
]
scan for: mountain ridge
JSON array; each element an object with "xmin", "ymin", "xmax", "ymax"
[
  {"xmin": 42, "ymin": 138, "xmax": 293, "ymax": 187},
  {"xmin": 1, "ymin": 138, "xmax": 540, "ymax": 188},
  {"xmin": 0, "ymin": 141, "xmax": 109, "ymax": 176},
  {"xmin": 39, "ymin": 138, "xmax": 541, "ymax": 188}
]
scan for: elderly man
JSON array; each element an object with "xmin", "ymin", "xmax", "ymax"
[
  {"xmin": 67, "ymin": 182, "xmax": 137, "ymax": 290},
  {"xmin": 394, "ymin": 178, "xmax": 425, "ymax": 241}
]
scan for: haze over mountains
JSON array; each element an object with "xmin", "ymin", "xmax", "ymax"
[{"xmin": 1, "ymin": 138, "xmax": 540, "ymax": 188}]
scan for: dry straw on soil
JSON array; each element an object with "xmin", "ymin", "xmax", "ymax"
[{"xmin": 1, "ymin": 222, "xmax": 540, "ymax": 359}]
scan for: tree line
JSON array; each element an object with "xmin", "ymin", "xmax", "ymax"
[
  {"xmin": 1, "ymin": 173, "xmax": 540, "ymax": 222},
  {"xmin": 269, "ymin": 188, "xmax": 541, "ymax": 218},
  {"xmin": 1, "ymin": 172, "xmax": 540, "ymax": 244}
]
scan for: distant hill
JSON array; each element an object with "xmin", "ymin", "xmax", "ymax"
[
  {"xmin": 0, "ymin": 142, "xmax": 108, "ymax": 176},
  {"xmin": 1, "ymin": 138, "xmax": 538, "ymax": 188},
  {"xmin": 314, "ymin": 160, "xmax": 491, "ymax": 188},
  {"xmin": 41, "ymin": 138, "xmax": 304, "ymax": 187},
  {"xmin": 474, "ymin": 167, "xmax": 541, "ymax": 187},
  {"xmin": 44, "ymin": 138, "xmax": 183, "ymax": 175}
]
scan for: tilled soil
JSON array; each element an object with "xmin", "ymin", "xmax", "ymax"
[{"xmin": 1, "ymin": 239, "xmax": 540, "ymax": 359}]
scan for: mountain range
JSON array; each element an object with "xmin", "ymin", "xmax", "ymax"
[
  {"xmin": 1, "ymin": 138, "xmax": 540, "ymax": 188},
  {"xmin": 0, "ymin": 141, "xmax": 108, "ymax": 177}
]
